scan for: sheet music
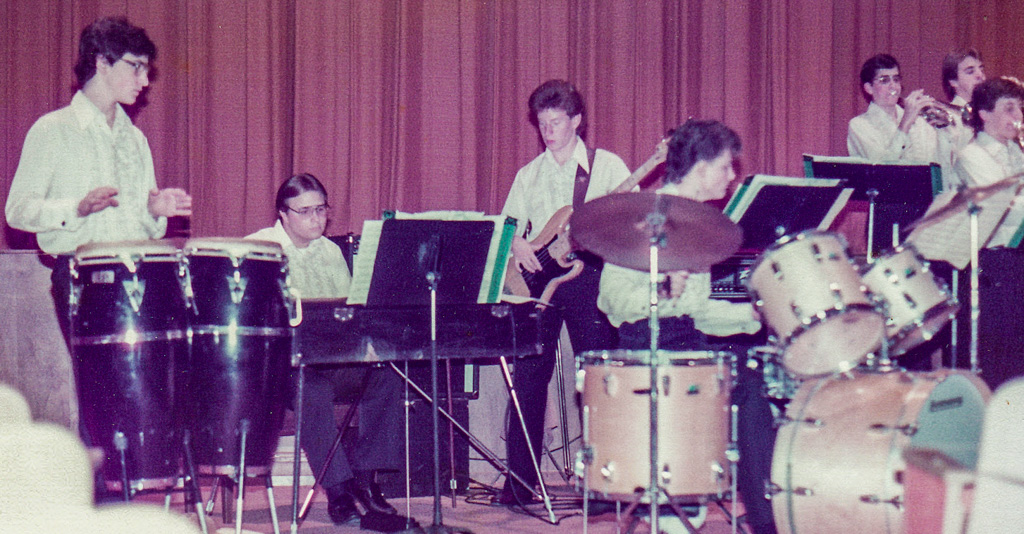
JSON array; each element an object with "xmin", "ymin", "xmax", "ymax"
[
  {"xmin": 906, "ymin": 187, "xmax": 1018, "ymax": 270},
  {"xmin": 347, "ymin": 220, "xmax": 383, "ymax": 305},
  {"xmin": 346, "ymin": 212, "xmax": 514, "ymax": 305},
  {"xmin": 724, "ymin": 175, "xmax": 846, "ymax": 221}
]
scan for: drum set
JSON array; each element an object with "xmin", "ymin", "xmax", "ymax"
[
  {"xmin": 567, "ymin": 192, "xmax": 991, "ymax": 534},
  {"xmin": 69, "ymin": 238, "xmax": 297, "ymax": 510}
]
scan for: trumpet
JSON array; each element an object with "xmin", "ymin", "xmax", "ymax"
[{"xmin": 920, "ymin": 101, "xmax": 969, "ymax": 129}]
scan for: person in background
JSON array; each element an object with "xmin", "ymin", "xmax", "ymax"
[{"xmin": 247, "ymin": 173, "xmax": 415, "ymax": 533}]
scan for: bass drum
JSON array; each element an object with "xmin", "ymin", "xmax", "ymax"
[
  {"xmin": 770, "ymin": 369, "xmax": 990, "ymax": 534},
  {"xmin": 576, "ymin": 350, "xmax": 732, "ymax": 500}
]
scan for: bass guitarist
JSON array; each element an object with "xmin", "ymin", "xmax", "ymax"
[{"xmin": 497, "ymin": 79, "xmax": 631, "ymax": 505}]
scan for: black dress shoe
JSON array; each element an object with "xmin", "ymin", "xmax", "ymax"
[
  {"xmin": 327, "ymin": 493, "xmax": 359, "ymax": 525},
  {"xmin": 360, "ymin": 480, "xmax": 398, "ymax": 515}
]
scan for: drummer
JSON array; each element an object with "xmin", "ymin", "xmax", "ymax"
[
  {"xmin": 596, "ymin": 119, "xmax": 776, "ymax": 534},
  {"xmin": 950, "ymin": 76, "xmax": 1024, "ymax": 390},
  {"xmin": 4, "ymin": 17, "xmax": 192, "ymax": 342},
  {"xmin": 246, "ymin": 173, "xmax": 415, "ymax": 533}
]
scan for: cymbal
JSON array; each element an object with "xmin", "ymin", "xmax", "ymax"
[
  {"xmin": 570, "ymin": 192, "xmax": 742, "ymax": 272},
  {"xmin": 907, "ymin": 172, "xmax": 1024, "ymax": 232}
]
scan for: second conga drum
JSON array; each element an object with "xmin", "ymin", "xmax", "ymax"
[
  {"xmin": 748, "ymin": 231, "xmax": 886, "ymax": 377},
  {"xmin": 71, "ymin": 239, "xmax": 188, "ymax": 490},
  {"xmin": 182, "ymin": 238, "xmax": 294, "ymax": 474},
  {"xmin": 576, "ymin": 350, "xmax": 732, "ymax": 500}
]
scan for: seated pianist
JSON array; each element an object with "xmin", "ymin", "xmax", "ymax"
[{"xmin": 246, "ymin": 173, "xmax": 414, "ymax": 533}]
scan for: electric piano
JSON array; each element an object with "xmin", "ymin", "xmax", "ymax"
[{"xmin": 293, "ymin": 299, "xmax": 544, "ymax": 366}]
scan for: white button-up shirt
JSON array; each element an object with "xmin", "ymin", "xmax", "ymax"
[
  {"xmin": 5, "ymin": 91, "xmax": 166, "ymax": 254},
  {"xmin": 955, "ymin": 132, "xmax": 1024, "ymax": 247}
]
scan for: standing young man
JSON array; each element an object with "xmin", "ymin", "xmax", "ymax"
[
  {"xmin": 5, "ymin": 16, "xmax": 192, "ymax": 340},
  {"xmin": 499, "ymin": 79, "xmax": 630, "ymax": 504}
]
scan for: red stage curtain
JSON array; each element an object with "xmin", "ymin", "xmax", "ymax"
[{"xmin": 2, "ymin": 0, "xmax": 1023, "ymax": 248}]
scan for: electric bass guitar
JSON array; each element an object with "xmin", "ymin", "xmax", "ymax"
[{"xmin": 504, "ymin": 139, "xmax": 669, "ymax": 305}]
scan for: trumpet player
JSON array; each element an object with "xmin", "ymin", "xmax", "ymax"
[
  {"xmin": 847, "ymin": 53, "xmax": 949, "ymax": 179},
  {"xmin": 942, "ymin": 48, "xmax": 985, "ymax": 115}
]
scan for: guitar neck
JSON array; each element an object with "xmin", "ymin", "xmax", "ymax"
[{"xmin": 610, "ymin": 147, "xmax": 665, "ymax": 194}]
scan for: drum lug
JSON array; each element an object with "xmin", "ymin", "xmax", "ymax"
[
  {"xmin": 69, "ymin": 284, "xmax": 82, "ymax": 317},
  {"xmin": 859, "ymin": 494, "xmax": 903, "ymax": 509},
  {"xmin": 868, "ymin": 423, "xmax": 918, "ymax": 436},
  {"xmin": 123, "ymin": 276, "xmax": 145, "ymax": 314},
  {"xmin": 764, "ymin": 481, "xmax": 783, "ymax": 499},
  {"xmin": 574, "ymin": 368, "xmax": 586, "ymax": 393},
  {"xmin": 226, "ymin": 273, "xmax": 247, "ymax": 305}
]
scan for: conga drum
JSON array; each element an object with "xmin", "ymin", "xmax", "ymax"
[
  {"xmin": 71, "ymin": 240, "xmax": 188, "ymax": 491},
  {"xmin": 182, "ymin": 238, "xmax": 294, "ymax": 474}
]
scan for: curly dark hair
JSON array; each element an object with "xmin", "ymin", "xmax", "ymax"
[
  {"xmin": 664, "ymin": 119, "xmax": 741, "ymax": 184},
  {"xmin": 74, "ymin": 17, "xmax": 156, "ymax": 87}
]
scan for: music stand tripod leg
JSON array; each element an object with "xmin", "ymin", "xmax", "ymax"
[
  {"xmin": 498, "ymin": 355, "xmax": 557, "ymax": 524},
  {"xmin": 384, "ymin": 362, "xmax": 538, "ymax": 497},
  {"xmin": 296, "ymin": 374, "xmax": 366, "ymax": 521}
]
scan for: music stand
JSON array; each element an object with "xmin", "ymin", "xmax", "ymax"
[
  {"xmin": 723, "ymin": 174, "xmax": 854, "ymax": 250},
  {"xmin": 804, "ymin": 155, "xmax": 939, "ymax": 255}
]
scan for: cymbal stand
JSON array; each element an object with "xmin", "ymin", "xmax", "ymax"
[
  {"xmin": 969, "ymin": 203, "xmax": 981, "ymax": 373},
  {"xmin": 645, "ymin": 207, "xmax": 667, "ymax": 534},
  {"xmin": 866, "ymin": 189, "xmax": 878, "ymax": 263}
]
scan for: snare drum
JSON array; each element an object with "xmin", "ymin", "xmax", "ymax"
[
  {"xmin": 71, "ymin": 240, "xmax": 188, "ymax": 490},
  {"xmin": 575, "ymin": 350, "xmax": 731, "ymax": 500},
  {"xmin": 770, "ymin": 369, "xmax": 990, "ymax": 534},
  {"xmin": 860, "ymin": 245, "xmax": 959, "ymax": 356},
  {"xmin": 182, "ymin": 238, "xmax": 294, "ymax": 474},
  {"xmin": 748, "ymin": 231, "xmax": 885, "ymax": 377}
]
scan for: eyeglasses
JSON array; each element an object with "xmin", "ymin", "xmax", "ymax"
[
  {"xmin": 286, "ymin": 204, "xmax": 330, "ymax": 217},
  {"xmin": 119, "ymin": 58, "xmax": 150, "ymax": 76},
  {"xmin": 873, "ymin": 74, "xmax": 902, "ymax": 85}
]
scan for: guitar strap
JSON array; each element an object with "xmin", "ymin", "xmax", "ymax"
[{"xmin": 572, "ymin": 147, "xmax": 598, "ymax": 211}]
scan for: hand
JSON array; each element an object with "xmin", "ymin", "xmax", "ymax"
[
  {"xmin": 510, "ymin": 236, "xmax": 542, "ymax": 273},
  {"xmin": 660, "ymin": 270, "xmax": 690, "ymax": 299},
  {"xmin": 899, "ymin": 89, "xmax": 934, "ymax": 132},
  {"xmin": 148, "ymin": 188, "xmax": 193, "ymax": 217},
  {"xmin": 77, "ymin": 186, "xmax": 119, "ymax": 217}
]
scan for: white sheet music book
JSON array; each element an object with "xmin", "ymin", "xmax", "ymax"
[
  {"xmin": 347, "ymin": 211, "xmax": 515, "ymax": 305},
  {"xmin": 906, "ymin": 187, "xmax": 1019, "ymax": 270}
]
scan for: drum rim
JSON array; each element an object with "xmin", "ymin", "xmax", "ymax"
[
  {"xmin": 576, "ymin": 349, "xmax": 730, "ymax": 366},
  {"xmin": 746, "ymin": 230, "xmax": 853, "ymax": 295},
  {"xmin": 183, "ymin": 237, "xmax": 284, "ymax": 257},
  {"xmin": 74, "ymin": 239, "xmax": 181, "ymax": 261}
]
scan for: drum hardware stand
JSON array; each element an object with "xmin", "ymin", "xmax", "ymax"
[
  {"xmin": 644, "ymin": 205, "xmax": 673, "ymax": 534},
  {"xmin": 203, "ymin": 419, "xmax": 281, "ymax": 534},
  {"xmin": 866, "ymin": 188, "xmax": 879, "ymax": 263},
  {"xmin": 181, "ymin": 429, "xmax": 210, "ymax": 534},
  {"xmin": 114, "ymin": 431, "xmax": 131, "ymax": 502},
  {"xmin": 968, "ymin": 202, "xmax": 981, "ymax": 374}
]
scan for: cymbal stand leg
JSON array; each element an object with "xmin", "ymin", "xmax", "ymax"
[
  {"xmin": 969, "ymin": 203, "xmax": 981, "ymax": 374},
  {"xmin": 552, "ymin": 339, "xmax": 574, "ymax": 482},
  {"xmin": 866, "ymin": 188, "xmax": 878, "ymax": 263},
  {"xmin": 498, "ymin": 357, "xmax": 557, "ymax": 523},
  {"xmin": 730, "ymin": 401, "xmax": 739, "ymax": 534}
]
